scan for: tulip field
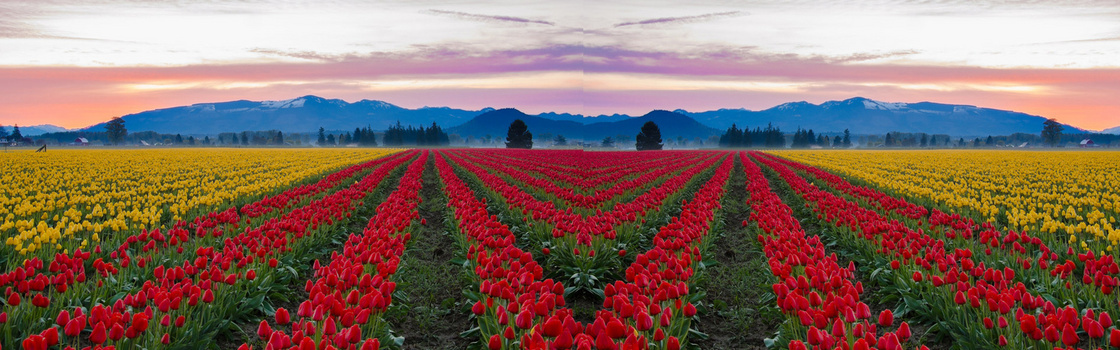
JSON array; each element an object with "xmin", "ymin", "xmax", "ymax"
[{"xmin": 3, "ymin": 148, "xmax": 1120, "ymax": 350}]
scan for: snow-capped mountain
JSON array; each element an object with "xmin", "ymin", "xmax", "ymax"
[
  {"xmin": 675, "ymin": 97, "xmax": 1086, "ymax": 136},
  {"xmin": 82, "ymin": 95, "xmax": 491, "ymax": 134},
  {"xmin": 1103, "ymin": 126, "xmax": 1120, "ymax": 135}
]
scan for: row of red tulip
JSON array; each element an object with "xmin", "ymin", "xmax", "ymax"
[
  {"xmin": 2, "ymin": 151, "xmax": 418, "ymax": 349},
  {"xmin": 579, "ymin": 152, "xmax": 735, "ymax": 350},
  {"xmin": 0, "ymin": 151, "xmax": 414, "ymax": 302},
  {"xmin": 433, "ymin": 151, "xmax": 574, "ymax": 349},
  {"xmin": 755, "ymin": 151, "xmax": 1120, "ymax": 349},
  {"xmin": 762, "ymin": 153, "xmax": 1119, "ymax": 299},
  {"xmin": 438, "ymin": 150, "xmax": 738, "ymax": 349},
  {"xmin": 737, "ymin": 152, "xmax": 915, "ymax": 350},
  {"xmin": 443, "ymin": 150, "xmax": 720, "ymax": 245},
  {"xmin": 241, "ymin": 151, "xmax": 430, "ymax": 350},
  {"xmin": 482, "ymin": 150, "xmax": 688, "ymax": 190},
  {"xmin": 454, "ymin": 150, "xmax": 701, "ymax": 208}
]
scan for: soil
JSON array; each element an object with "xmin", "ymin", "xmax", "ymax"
[{"xmin": 383, "ymin": 154, "xmax": 474, "ymax": 350}]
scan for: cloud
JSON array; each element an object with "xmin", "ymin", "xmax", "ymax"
[
  {"xmin": 614, "ymin": 11, "xmax": 744, "ymax": 27},
  {"xmin": 425, "ymin": 9, "xmax": 554, "ymax": 26}
]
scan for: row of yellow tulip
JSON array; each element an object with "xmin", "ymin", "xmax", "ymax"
[
  {"xmin": 0, "ymin": 148, "xmax": 401, "ymax": 258},
  {"xmin": 771, "ymin": 150, "xmax": 1120, "ymax": 255}
]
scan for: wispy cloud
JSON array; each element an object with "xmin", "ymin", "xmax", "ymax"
[
  {"xmin": 426, "ymin": 9, "xmax": 554, "ymax": 26},
  {"xmin": 614, "ymin": 11, "xmax": 744, "ymax": 28}
]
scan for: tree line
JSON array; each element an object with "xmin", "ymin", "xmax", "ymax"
[
  {"xmin": 504, "ymin": 119, "xmax": 664, "ymax": 150},
  {"xmin": 717, "ymin": 124, "xmax": 853, "ymax": 148}
]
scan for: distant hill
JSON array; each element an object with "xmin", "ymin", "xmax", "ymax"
[
  {"xmin": 677, "ymin": 97, "xmax": 1086, "ymax": 136},
  {"xmin": 70, "ymin": 95, "xmax": 1097, "ymax": 137},
  {"xmin": 6, "ymin": 124, "xmax": 70, "ymax": 136},
  {"xmin": 1103, "ymin": 126, "xmax": 1120, "ymax": 135},
  {"xmin": 82, "ymin": 95, "xmax": 491, "ymax": 134},
  {"xmin": 448, "ymin": 109, "xmax": 719, "ymax": 140},
  {"xmin": 537, "ymin": 112, "xmax": 631, "ymax": 124}
]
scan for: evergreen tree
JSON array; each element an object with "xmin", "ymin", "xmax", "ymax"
[
  {"xmin": 1042, "ymin": 118, "xmax": 1063, "ymax": 147},
  {"xmin": 842, "ymin": 129, "xmax": 851, "ymax": 147},
  {"xmin": 327, "ymin": 134, "xmax": 336, "ymax": 145},
  {"xmin": 318, "ymin": 127, "xmax": 326, "ymax": 145},
  {"xmin": 635, "ymin": 121, "xmax": 663, "ymax": 151},
  {"xmin": 601, "ymin": 136, "xmax": 614, "ymax": 147},
  {"xmin": 985, "ymin": 135, "xmax": 994, "ymax": 146},
  {"xmin": 554, "ymin": 135, "xmax": 567, "ymax": 146},
  {"xmin": 719, "ymin": 124, "xmax": 746, "ymax": 148},
  {"xmin": 11, "ymin": 125, "xmax": 23, "ymax": 141},
  {"xmin": 175, "ymin": 134, "xmax": 184, "ymax": 144},
  {"xmin": 920, "ymin": 134, "xmax": 929, "ymax": 147},
  {"xmin": 275, "ymin": 131, "xmax": 284, "ymax": 145},
  {"xmin": 105, "ymin": 117, "xmax": 127, "ymax": 145},
  {"xmin": 241, "ymin": 132, "xmax": 249, "ymax": 146},
  {"xmin": 188, "ymin": 136, "xmax": 196, "ymax": 145},
  {"xmin": 884, "ymin": 133, "xmax": 894, "ymax": 147},
  {"xmin": 232, "ymin": 133, "xmax": 239, "ymax": 145},
  {"xmin": 833, "ymin": 135, "xmax": 842, "ymax": 148},
  {"xmin": 0, "ymin": 125, "xmax": 7, "ymax": 139},
  {"xmin": 817, "ymin": 134, "xmax": 827, "ymax": 147},
  {"xmin": 203, "ymin": 136, "xmax": 211, "ymax": 145},
  {"xmin": 505, "ymin": 119, "xmax": 533, "ymax": 149}
]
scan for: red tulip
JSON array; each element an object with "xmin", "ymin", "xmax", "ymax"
[
  {"xmin": 41, "ymin": 327, "xmax": 59, "ymax": 346},
  {"xmin": 1109, "ymin": 328, "xmax": 1120, "ymax": 348},
  {"xmin": 488, "ymin": 334, "xmax": 502, "ymax": 350},
  {"xmin": 1061, "ymin": 324, "xmax": 1079, "ymax": 346},
  {"xmin": 64, "ymin": 318, "xmax": 83, "ymax": 337},
  {"xmin": 108, "ymin": 323, "xmax": 124, "ymax": 341},
  {"xmin": 257, "ymin": 320, "xmax": 272, "ymax": 339},
  {"xmin": 789, "ymin": 340, "xmax": 807, "ymax": 350},
  {"xmin": 878, "ymin": 309, "xmax": 894, "ymax": 327},
  {"xmin": 666, "ymin": 336, "xmax": 680, "ymax": 350},
  {"xmin": 274, "ymin": 308, "xmax": 290, "ymax": 325},
  {"xmin": 89, "ymin": 323, "xmax": 107, "ymax": 344}
]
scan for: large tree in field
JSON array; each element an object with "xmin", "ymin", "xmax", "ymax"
[
  {"xmin": 105, "ymin": 117, "xmax": 127, "ymax": 145},
  {"xmin": 505, "ymin": 119, "xmax": 533, "ymax": 149},
  {"xmin": 10, "ymin": 125, "xmax": 23, "ymax": 141},
  {"xmin": 635, "ymin": 121, "xmax": 663, "ymax": 151},
  {"xmin": 1042, "ymin": 118, "xmax": 1064, "ymax": 147}
]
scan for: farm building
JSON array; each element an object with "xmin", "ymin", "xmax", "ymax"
[
  {"xmin": 71, "ymin": 137, "xmax": 89, "ymax": 146},
  {"xmin": 1080, "ymin": 139, "xmax": 1098, "ymax": 148}
]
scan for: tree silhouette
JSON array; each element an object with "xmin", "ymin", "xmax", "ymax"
[
  {"xmin": 635, "ymin": 121, "xmax": 663, "ymax": 151},
  {"xmin": 601, "ymin": 136, "xmax": 614, "ymax": 147},
  {"xmin": 11, "ymin": 125, "xmax": 23, "ymax": 141},
  {"xmin": 554, "ymin": 135, "xmax": 567, "ymax": 146},
  {"xmin": 1042, "ymin": 118, "xmax": 1063, "ymax": 147},
  {"xmin": 105, "ymin": 117, "xmax": 127, "ymax": 145},
  {"xmin": 505, "ymin": 119, "xmax": 533, "ymax": 149}
]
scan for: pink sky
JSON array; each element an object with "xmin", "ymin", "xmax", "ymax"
[{"xmin": 2, "ymin": 0, "xmax": 1120, "ymax": 131}]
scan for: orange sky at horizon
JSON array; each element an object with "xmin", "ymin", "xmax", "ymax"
[{"xmin": 3, "ymin": 0, "xmax": 1120, "ymax": 132}]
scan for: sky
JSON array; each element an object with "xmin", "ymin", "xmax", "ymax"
[{"xmin": 2, "ymin": 0, "xmax": 1120, "ymax": 130}]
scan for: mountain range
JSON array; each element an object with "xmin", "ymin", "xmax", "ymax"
[
  {"xmin": 36, "ymin": 95, "xmax": 1114, "ymax": 137},
  {"xmin": 2, "ymin": 124, "xmax": 69, "ymax": 136},
  {"xmin": 83, "ymin": 95, "xmax": 490, "ymax": 134}
]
